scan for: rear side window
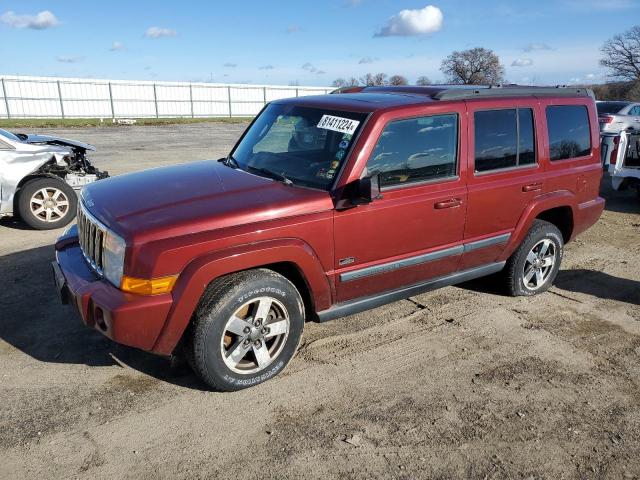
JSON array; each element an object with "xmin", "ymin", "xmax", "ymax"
[
  {"xmin": 546, "ymin": 105, "xmax": 591, "ymax": 161},
  {"xmin": 474, "ymin": 108, "xmax": 536, "ymax": 173},
  {"xmin": 366, "ymin": 113, "xmax": 458, "ymax": 188},
  {"xmin": 596, "ymin": 101, "xmax": 629, "ymax": 115}
]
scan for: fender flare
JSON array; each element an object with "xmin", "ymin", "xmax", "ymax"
[
  {"xmin": 498, "ymin": 190, "xmax": 576, "ymax": 261},
  {"xmin": 151, "ymin": 237, "xmax": 331, "ymax": 355}
]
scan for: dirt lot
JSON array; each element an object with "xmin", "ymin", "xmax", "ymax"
[{"xmin": 1, "ymin": 123, "xmax": 639, "ymax": 480}]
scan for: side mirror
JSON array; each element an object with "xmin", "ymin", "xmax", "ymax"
[
  {"xmin": 358, "ymin": 173, "xmax": 381, "ymax": 203},
  {"xmin": 336, "ymin": 173, "xmax": 382, "ymax": 210}
]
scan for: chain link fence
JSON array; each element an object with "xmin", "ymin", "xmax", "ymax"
[{"xmin": 0, "ymin": 75, "xmax": 332, "ymax": 119}]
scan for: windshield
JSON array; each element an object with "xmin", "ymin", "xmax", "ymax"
[
  {"xmin": 597, "ymin": 102, "xmax": 630, "ymax": 115},
  {"xmin": 230, "ymin": 104, "xmax": 368, "ymax": 190},
  {"xmin": 0, "ymin": 129, "xmax": 20, "ymax": 142}
]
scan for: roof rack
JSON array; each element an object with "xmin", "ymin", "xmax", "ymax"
[{"xmin": 432, "ymin": 85, "xmax": 595, "ymax": 101}]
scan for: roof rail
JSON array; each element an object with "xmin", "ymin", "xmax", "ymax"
[{"xmin": 432, "ymin": 85, "xmax": 595, "ymax": 101}]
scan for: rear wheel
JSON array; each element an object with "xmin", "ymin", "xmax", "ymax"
[
  {"xmin": 186, "ymin": 269, "xmax": 305, "ymax": 391},
  {"xmin": 504, "ymin": 220, "xmax": 563, "ymax": 296},
  {"xmin": 18, "ymin": 177, "xmax": 77, "ymax": 230}
]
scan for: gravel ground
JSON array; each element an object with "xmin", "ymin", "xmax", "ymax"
[{"xmin": 1, "ymin": 123, "xmax": 639, "ymax": 480}]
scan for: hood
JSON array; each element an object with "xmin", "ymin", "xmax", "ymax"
[
  {"xmin": 23, "ymin": 134, "xmax": 95, "ymax": 152},
  {"xmin": 82, "ymin": 160, "xmax": 333, "ymax": 242}
]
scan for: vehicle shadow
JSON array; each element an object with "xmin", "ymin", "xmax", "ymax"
[
  {"xmin": 0, "ymin": 245, "xmax": 207, "ymax": 390},
  {"xmin": 458, "ymin": 268, "xmax": 639, "ymax": 307},
  {"xmin": 0, "ymin": 216, "xmax": 35, "ymax": 231},
  {"xmin": 554, "ymin": 269, "xmax": 640, "ymax": 306}
]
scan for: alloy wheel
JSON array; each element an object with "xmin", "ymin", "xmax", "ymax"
[
  {"xmin": 30, "ymin": 187, "xmax": 70, "ymax": 223},
  {"xmin": 522, "ymin": 239, "xmax": 556, "ymax": 291},
  {"xmin": 220, "ymin": 296, "xmax": 290, "ymax": 374}
]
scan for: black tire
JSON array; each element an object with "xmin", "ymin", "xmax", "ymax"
[
  {"xmin": 186, "ymin": 268, "xmax": 305, "ymax": 391},
  {"xmin": 504, "ymin": 219, "xmax": 564, "ymax": 296},
  {"xmin": 17, "ymin": 177, "xmax": 77, "ymax": 230}
]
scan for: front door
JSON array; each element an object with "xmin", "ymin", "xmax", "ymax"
[{"xmin": 333, "ymin": 108, "xmax": 467, "ymax": 303}]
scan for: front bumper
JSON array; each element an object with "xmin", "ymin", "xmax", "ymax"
[{"xmin": 53, "ymin": 233, "xmax": 173, "ymax": 352}]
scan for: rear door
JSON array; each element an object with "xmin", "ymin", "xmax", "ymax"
[
  {"xmin": 333, "ymin": 105, "xmax": 467, "ymax": 303},
  {"xmin": 461, "ymin": 98, "xmax": 544, "ymax": 270}
]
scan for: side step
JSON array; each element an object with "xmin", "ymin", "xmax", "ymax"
[{"xmin": 316, "ymin": 262, "xmax": 505, "ymax": 322}]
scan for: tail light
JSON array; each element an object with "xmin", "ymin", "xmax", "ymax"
[
  {"xmin": 610, "ymin": 136, "xmax": 620, "ymax": 164},
  {"xmin": 599, "ymin": 115, "xmax": 614, "ymax": 124}
]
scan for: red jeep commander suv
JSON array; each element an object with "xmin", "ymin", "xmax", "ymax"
[{"xmin": 53, "ymin": 85, "xmax": 604, "ymax": 390}]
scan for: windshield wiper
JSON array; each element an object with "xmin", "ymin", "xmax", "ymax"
[
  {"xmin": 247, "ymin": 166, "xmax": 293, "ymax": 186},
  {"xmin": 219, "ymin": 155, "xmax": 240, "ymax": 169}
]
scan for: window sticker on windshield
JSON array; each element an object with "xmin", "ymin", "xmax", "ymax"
[
  {"xmin": 339, "ymin": 139, "xmax": 350, "ymax": 149},
  {"xmin": 317, "ymin": 115, "xmax": 360, "ymax": 135}
]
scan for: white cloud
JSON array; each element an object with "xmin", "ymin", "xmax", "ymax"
[
  {"xmin": 0, "ymin": 10, "xmax": 58, "ymax": 29},
  {"xmin": 358, "ymin": 56, "xmax": 376, "ymax": 64},
  {"xmin": 56, "ymin": 55, "xmax": 85, "ymax": 64},
  {"xmin": 512, "ymin": 58, "xmax": 533, "ymax": 67},
  {"xmin": 110, "ymin": 41, "xmax": 125, "ymax": 51},
  {"xmin": 224, "ymin": 62, "xmax": 238, "ymax": 68},
  {"xmin": 375, "ymin": 5, "xmax": 443, "ymax": 37},
  {"xmin": 259, "ymin": 65, "xmax": 274, "ymax": 70},
  {"xmin": 522, "ymin": 43, "xmax": 553, "ymax": 52},
  {"xmin": 145, "ymin": 27, "xmax": 177, "ymax": 38}
]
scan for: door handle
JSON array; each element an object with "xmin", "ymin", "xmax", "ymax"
[
  {"xmin": 522, "ymin": 182, "xmax": 543, "ymax": 192},
  {"xmin": 434, "ymin": 198, "xmax": 462, "ymax": 209}
]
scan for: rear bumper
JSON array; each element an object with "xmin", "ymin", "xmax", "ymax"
[{"xmin": 54, "ymin": 236, "xmax": 173, "ymax": 352}]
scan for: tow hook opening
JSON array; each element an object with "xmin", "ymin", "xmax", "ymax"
[{"xmin": 94, "ymin": 306, "xmax": 107, "ymax": 331}]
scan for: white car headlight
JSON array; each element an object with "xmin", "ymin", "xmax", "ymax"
[{"xmin": 103, "ymin": 230, "xmax": 126, "ymax": 287}]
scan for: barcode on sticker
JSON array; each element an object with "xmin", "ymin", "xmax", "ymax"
[{"xmin": 317, "ymin": 115, "xmax": 360, "ymax": 135}]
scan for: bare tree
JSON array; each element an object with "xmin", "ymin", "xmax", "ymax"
[
  {"xmin": 416, "ymin": 76, "xmax": 432, "ymax": 86},
  {"xmin": 360, "ymin": 72, "xmax": 388, "ymax": 86},
  {"xmin": 332, "ymin": 77, "xmax": 360, "ymax": 88},
  {"xmin": 440, "ymin": 47, "xmax": 505, "ymax": 85},
  {"xmin": 389, "ymin": 75, "xmax": 408, "ymax": 86},
  {"xmin": 600, "ymin": 25, "xmax": 640, "ymax": 81}
]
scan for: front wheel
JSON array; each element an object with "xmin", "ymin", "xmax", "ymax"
[
  {"xmin": 186, "ymin": 269, "xmax": 305, "ymax": 391},
  {"xmin": 504, "ymin": 219, "xmax": 564, "ymax": 296},
  {"xmin": 17, "ymin": 177, "xmax": 77, "ymax": 230}
]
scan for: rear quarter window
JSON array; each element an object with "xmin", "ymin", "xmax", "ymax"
[{"xmin": 546, "ymin": 105, "xmax": 591, "ymax": 161}]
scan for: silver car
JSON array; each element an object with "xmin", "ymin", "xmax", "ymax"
[
  {"xmin": 0, "ymin": 129, "xmax": 107, "ymax": 229},
  {"xmin": 597, "ymin": 101, "xmax": 640, "ymax": 134}
]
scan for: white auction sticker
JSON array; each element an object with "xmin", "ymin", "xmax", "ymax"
[{"xmin": 317, "ymin": 115, "xmax": 360, "ymax": 135}]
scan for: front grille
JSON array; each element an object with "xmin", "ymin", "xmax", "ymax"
[{"xmin": 77, "ymin": 203, "xmax": 106, "ymax": 275}]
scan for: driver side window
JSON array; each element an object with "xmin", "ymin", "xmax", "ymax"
[{"xmin": 366, "ymin": 114, "xmax": 458, "ymax": 188}]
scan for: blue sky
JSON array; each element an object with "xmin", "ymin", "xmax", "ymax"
[{"xmin": 1, "ymin": 0, "xmax": 639, "ymax": 86}]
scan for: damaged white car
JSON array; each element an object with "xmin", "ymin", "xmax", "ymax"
[
  {"xmin": 610, "ymin": 131, "xmax": 640, "ymax": 198},
  {"xmin": 0, "ymin": 129, "xmax": 108, "ymax": 229}
]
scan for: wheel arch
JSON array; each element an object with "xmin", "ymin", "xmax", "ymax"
[
  {"xmin": 14, "ymin": 173, "xmax": 68, "ymax": 212},
  {"xmin": 499, "ymin": 191, "xmax": 577, "ymax": 262},
  {"xmin": 535, "ymin": 206, "xmax": 574, "ymax": 243},
  {"xmin": 151, "ymin": 238, "xmax": 332, "ymax": 355}
]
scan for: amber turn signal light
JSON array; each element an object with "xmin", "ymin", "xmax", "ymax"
[{"xmin": 120, "ymin": 275, "xmax": 178, "ymax": 295}]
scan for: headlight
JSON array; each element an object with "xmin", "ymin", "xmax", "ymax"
[{"xmin": 103, "ymin": 230, "xmax": 126, "ymax": 287}]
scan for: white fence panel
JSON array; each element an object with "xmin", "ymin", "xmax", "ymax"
[{"xmin": 0, "ymin": 75, "xmax": 331, "ymax": 119}]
